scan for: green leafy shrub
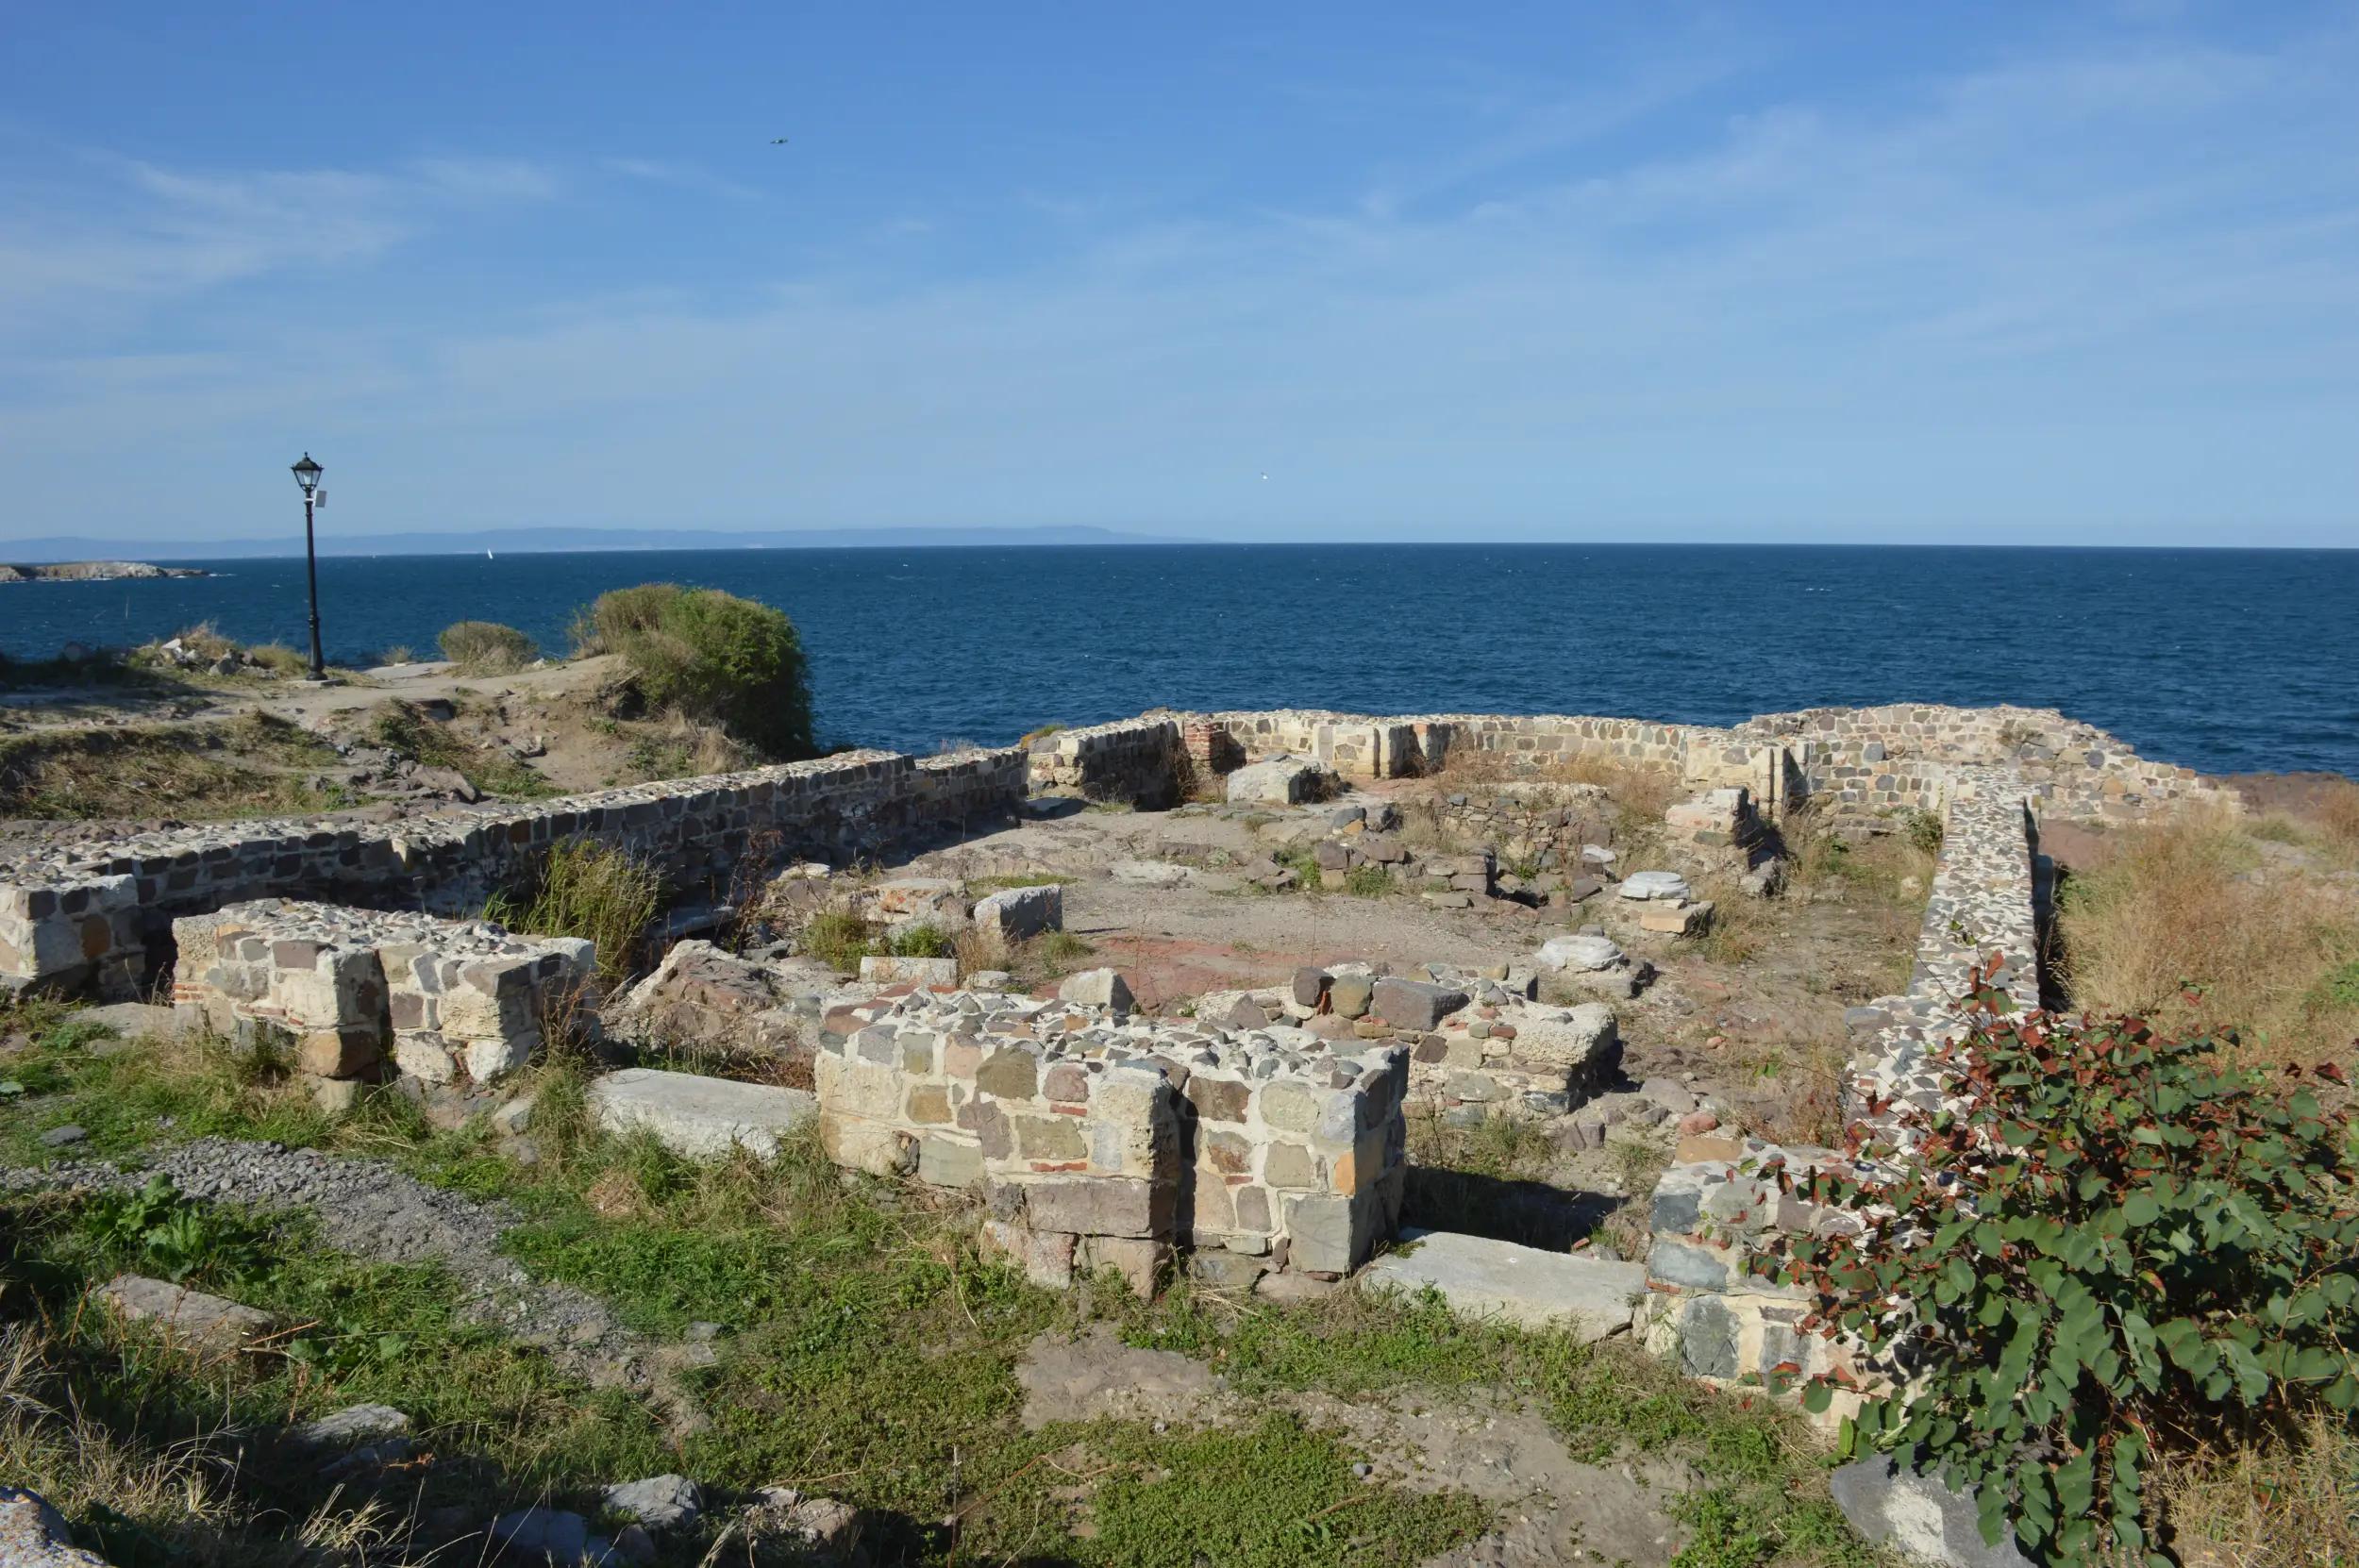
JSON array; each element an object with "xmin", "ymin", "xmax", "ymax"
[
  {"xmin": 886, "ymin": 923, "xmax": 950, "ymax": 959},
  {"xmin": 437, "ymin": 619, "xmax": 538, "ymax": 673},
  {"xmin": 801, "ymin": 908, "xmax": 878, "ymax": 973},
  {"xmin": 576, "ymin": 583, "xmax": 813, "ymax": 760},
  {"xmin": 485, "ymin": 838, "xmax": 662, "ymax": 982},
  {"xmin": 1763, "ymin": 963, "xmax": 2359, "ymax": 1563}
]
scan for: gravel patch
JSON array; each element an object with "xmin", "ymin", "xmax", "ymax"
[{"xmin": 2, "ymin": 1137, "xmax": 706, "ymax": 1433}]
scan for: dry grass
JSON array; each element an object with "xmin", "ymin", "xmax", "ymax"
[
  {"xmin": 0, "ymin": 713, "xmax": 348, "ymax": 821},
  {"xmin": 0, "ymin": 1320, "xmax": 420, "ymax": 1565},
  {"xmin": 1434, "ymin": 744, "xmax": 1681, "ymax": 819},
  {"xmin": 2154, "ymin": 1408, "xmax": 2359, "ymax": 1568},
  {"xmin": 2058, "ymin": 809, "xmax": 2359, "ymax": 1070}
]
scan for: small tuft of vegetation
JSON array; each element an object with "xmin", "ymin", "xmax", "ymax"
[
  {"xmin": 436, "ymin": 619, "xmax": 538, "ymax": 674},
  {"xmin": 484, "ymin": 838, "xmax": 663, "ymax": 982}
]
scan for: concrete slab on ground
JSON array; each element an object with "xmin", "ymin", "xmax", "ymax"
[
  {"xmin": 587, "ymin": 1068, "xmax": 816, "ymax": 1159},
  {"xmin": 1359, "ymin": 1227, "xmax": 1644, "ymax": 1342}
]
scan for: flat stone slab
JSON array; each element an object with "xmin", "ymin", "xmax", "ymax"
[
  {"xmin": 68, "ymin": 1001, "xmax": 182, "ymax": 1040},
  {"xmin": 588, "ymin": 1068, "xmax": 816, "ymax": 1159},
  {"xmin": 91, "ymin": 1274, "xmax": 281, "ymax": 1355},
  {"xmin": 858, "ymin": 955, "xmax": 959, "ymax": 987},
  {"xmin": 1359, "ymin": 1228, "xmax": 1644, "ymax": 1342}
]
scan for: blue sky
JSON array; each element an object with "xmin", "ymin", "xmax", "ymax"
[{"xmin": 4, "ymin": 2, "xmax": 2356, "ymax": 547}]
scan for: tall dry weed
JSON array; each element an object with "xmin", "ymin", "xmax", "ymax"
[{"xmin": 2058, "ymin": 809, "xmax": 2359, "ymax": 1068}]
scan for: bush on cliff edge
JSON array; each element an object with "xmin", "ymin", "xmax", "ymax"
[{"xmin": 576, "ymin": 583, "xmax": 814, "ymax": 761}]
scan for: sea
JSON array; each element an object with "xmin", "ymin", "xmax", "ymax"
[{"xmin": 3, "ymin": 544, "xmax": 2353, "ymax": 778}]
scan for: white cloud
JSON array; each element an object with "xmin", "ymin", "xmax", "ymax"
[{"xmin": 3, "ymin": 19, "xmax": 2357, "ymax": 542}]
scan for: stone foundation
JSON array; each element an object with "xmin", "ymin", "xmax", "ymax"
[
  {"xmin": 170, "ymin": 900, "xmax": 595, "ymax": 1089},
  {"xmin": 811, "ymin": 986, "xmax": 1408, "ymax": 1291}
]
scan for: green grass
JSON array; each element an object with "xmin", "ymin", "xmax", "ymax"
[
  {"xmin": 966, "ymin": 873, "xmax": 1065, "ymax": 893},
  {"xmin": 1079, "ymin": 1411, "xmax": 1484, "ymax": 1566},
  {"xmin": 1, "ymin": 993, "xmax": 1869, "ymax": 1568}
]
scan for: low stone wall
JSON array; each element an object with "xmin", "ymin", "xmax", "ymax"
[
  {"xmin": 811, "ymin": 986, "xmax": 1408, "ymax": 1291},
  {"xmin": 2, "ymin": 747, "xmax": 1025, "ymax": 999},
  {"xmin": 170, "ymin": 899, "xmax": 594, "ymax": 1090},
  {"xmin": 1049, "ymin": 703, "xmax": 2231, "ymax": 830},
  {"xmin": 1637, "ymin": 764, "xmax": 2045, "ymax": 1407},
  {"xmin": 1025, "ymin": 717, "xmax": 1182, "ymax": 805}
]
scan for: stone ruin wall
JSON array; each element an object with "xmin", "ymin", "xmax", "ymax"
[
  {"xmin": 1636, "ymin": 761, "xmax": 2048, "ymax": 1408},
  {"xmin": 811, "ymin": 986, "xmax": 1408, "ymax": 1291},
  {"xmin": 171, "ymin": 899, "xmax": 594, "ymax": 1093},
  {"xmin": 1, "ymin": 747, "xmax": 1025, "ymax": 999},
  {"xmin": 1034, "ymin": 704, "xmax": 2237, "ymax": 835}
]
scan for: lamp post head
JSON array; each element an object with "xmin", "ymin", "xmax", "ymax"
[{"xmin": 291, "ymin": 453, "xmax": 324, "ymax": 497}]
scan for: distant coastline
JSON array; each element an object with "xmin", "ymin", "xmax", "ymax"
[
  {"xmin": 0, "ymin": 525, "xmax": 1184, "ymax": 563},
  {"xmin": 0, "ymin": 559, "xmax": 210, "ymax": 583}
]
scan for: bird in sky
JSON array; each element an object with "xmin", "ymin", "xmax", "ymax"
[{"xmin": 770, "ymin": 137, "xmax": 790, "ymax": 145}]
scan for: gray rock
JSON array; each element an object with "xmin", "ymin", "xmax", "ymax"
[
  {"xmin": 973, "ymin": 883, "xmax": 1062, "ymax": 942},
  {"xmin": 1617, "ymin": 870, "xmax": 1691, "ymax": 902},
  {"xmin": 492, "ymin": 1507, "xmax": 590, "ymax": 1561},
  {"xmin": 0, "ymin": 1488, "xmax": 109, "ymax": 1566},
  {"xmin": 1828, "ymin": 1459, "xmax": 2035, "ymax": 1568},
  {"xmin": 38, "ymin": 1125, "xmax": 85, "ymax": 1148},
  {"xmin": 1057, "ymin": 968, "xmax": 1135, "ymax": 1012},
  {"xmin": 1362, "ymin": 1229, "xmax": 1644, "ymax": 1342},
  {"xmin": 91, "ymin": 1275, "xmax": 280, "ymax": 1355},
  {"xmin": 1370, "ymin": 977, "xmax": 1469, "ymax": 1032},
  {"xmin": 1225, "ymin": 755, "xmax": 1335, "ymax": 806},
  {"xmin": 1535, "ymin": 934, "xmax": 1623, "ymax": 973},
  {"xmin": 586, "ymin": 1069, "xmax": 815, "ymax": 1159},
  {"xmin": 1678, "ymin": 1295, "xmax": 1739, "ymax": 1377},
  {"xmin": 602, "ymin": 1474, "xmax": 702, "ymax": 1533},
  {"xmin": 1639, "ymin": 1076, "xmax": 1698, "ymax": 1115},
  {"xmin": 289, "ymin": 1402, "xmax": 410, "ymax": 1453}
]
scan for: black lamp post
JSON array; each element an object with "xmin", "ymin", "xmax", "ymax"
[{"xmin": 291, "ymin": 453, "xmax": 325, "ymax": 680}]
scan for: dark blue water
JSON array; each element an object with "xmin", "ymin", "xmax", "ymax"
[{"xmin": 4, "ymin": 545, "xmax": 2353, "ymax": 776}]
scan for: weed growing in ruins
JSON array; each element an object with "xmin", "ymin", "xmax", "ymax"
[
  {"xmin": 484, "ymin": 838, "xmax": 663, "ymax": 983},
  {"xmin": 801, "ymin": 906, "xmax": 879, "ymax": 972},
  {"xmin": 1763, "ymin": 967, "xmax": 2359, "ymax": 1564},
  {"xmin": 887, "ymin": 922, "xmax": 953, "ymax": 959},
  {"xmin": 1343, "ymin": 863, "xmax": 1394, "ymax": 897}
]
